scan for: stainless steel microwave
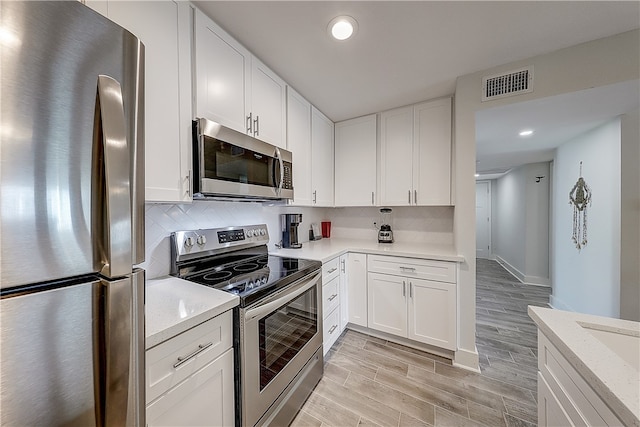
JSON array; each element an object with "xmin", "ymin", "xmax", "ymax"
[{"xmin": 192, "ymin": 118, "xmax": 293, "ymax": 201}]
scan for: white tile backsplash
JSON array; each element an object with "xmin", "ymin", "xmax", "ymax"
[{"xmin": 141, "ymin": 201, "xmax": 454, "ymax": 279}]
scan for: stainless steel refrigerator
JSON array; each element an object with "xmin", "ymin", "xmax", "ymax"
[{"xmin": 1, "ymin": 2, "xmax": 145, "ymax": 425}]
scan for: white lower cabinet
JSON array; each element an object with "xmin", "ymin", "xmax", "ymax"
[
  {"xmin": 367, "ymin": 255, "xmax": 457, "ymax": 351},
  {"xmin": 146, "ymin": 311, "xmax": 234, "ymax": 426},
  {"xmin": 342, "ymin": 253, "xmax": 367, "ymax": 329},
  {"xmin": 538, "ymin": 372, "xmax": 574, "ymax": 427},
  {"xmin": 536, "ymin": 332, "xmax": 624, "ymax": 426},
  {"xmin": 367, "ymin": 273, "xmax": 408, "ymax": 336},
  {"xmin": 146, "ymin": 349, "xmax": 234, "ymax": 426},
  {"xmin": 322, "ymin": 257, "xmax": 341, "ymax": 355}
]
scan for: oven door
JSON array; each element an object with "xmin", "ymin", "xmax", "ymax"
[{"xmin": 241, "ymin": 270, "xmax": 322, "ymax": 427}]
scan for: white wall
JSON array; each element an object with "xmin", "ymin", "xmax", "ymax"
[
  {"xmin": 551, "ymin": 120, "xmax": 621, "ymax": 317},
  {"xmin": 493, "ymin": 168, "xmax": 527, "ymax": 275},
  {"xmin": 142, "ymin": 202, "xmax": 455, "ymax": 279},
  {"xmin": 330, "ymin": 206, "xmax": 454, "ymax": 244},
  {"xmin": 619, "ymin": 108, "xmax": 640, "ymax": 321},
  {"xmin": 492, "ymin": 162, "xmax": 550, "ymax": 285},
  {"xmin": 141, "ymin": 201, "xmax": 329, "ymax": 279},
  {"xmin": 455, "ymin": 29, "xmax": 639, "ymax": 369}
]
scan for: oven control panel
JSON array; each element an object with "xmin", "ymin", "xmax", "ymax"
[
  {"xmin": 217, "ymin": 229, "xmax": 245, "ymax": 243},
  {"xmin": 171, "ymin": 224, "xmax": 270, "ymax": 259}
]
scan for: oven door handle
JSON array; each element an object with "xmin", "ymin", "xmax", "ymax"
[{"xmin": 245, "ymin": 271, "xmax": 321, "ymax": 321}]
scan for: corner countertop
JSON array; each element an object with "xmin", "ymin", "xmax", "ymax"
[
  {"xmin": 270, "ymin": 238, "xmax": 464, "ymax": 264},
  {"xmin": 145, "ymin": 276, "xmax": 239, "ymax": 350},
  {"xmin": 528, "ymin": 306, "xmax": 640, "ymax": 427}
]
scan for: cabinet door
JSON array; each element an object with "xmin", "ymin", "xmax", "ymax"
[
  {"xmin": 413, "ymin": 98, "xmax": 452, "ymax": 205},
  {"xmin": 310, "ymin": 107, "xmax": 334, "ymax": 206},
  {"xmin": 286, "ymin": 87, "xmax": 312, "ymax": 206},
  {"xmin": 408, "ymin": 278, "xmax": 456, "ymax": 350},
  {"xmin": 367, "ymin": 273, "xmax": 407, "ymax": 337},
  {"xmin": 323, "ymin": 307, "xmax": 341, "ymax": 356},
  {"xmin": 347, "ymin": 253, "xmax": 368, "ymax": 327},
  {"xmin": 108, "ymin": 1, "xmax": 192, "ymax": 202},
  {"xmin": 379, "ymin": 106, "xmax": 414, "ymax": 206},
  {"xmin": 335, "ymin": 115, "xmax": 377, "ymax": 206},
  {"xmin": 538, "ymin": 372, "xmax": 575, "ymax": 427},
  {"xmin": 251, "ymin": 58, "xmax": 286, "ymax": 148},
  {"xmin": 146, "ymin": 348, "xmax": 234, "ymax": 427},
  {"xmin": 338, "ymin": 255, "xmax": 348, "ymax": 331},
  {"xmin": 194, "ymin": 8, "xmax": 250, "ymax": 134}
]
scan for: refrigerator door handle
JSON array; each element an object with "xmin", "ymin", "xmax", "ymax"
[
  {"xmin": 103, "ymin": 276, "xmax": 133, "ymax": 427},
  {"xmin": 94, "ymin": 75, "xmax": 132, "ymax": 278}
]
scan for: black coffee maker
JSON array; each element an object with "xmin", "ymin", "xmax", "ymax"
[{"xmin": 281, "ymin": 213, "xmax": 303, "ymax": 248}]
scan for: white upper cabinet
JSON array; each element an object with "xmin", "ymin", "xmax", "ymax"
[
  {"xmin": 379, "ymin": 98, "xmax": 452, "ymax": 206},
  {"xmin": 286, "ymin": 87, "xmax": 313, "ymax": 206},
  {"xmin": 311, "ymin": 107, "xmax": 334, "ymax": 207},
  {"xmin": 194, "ymin": 8, "xmax": 249, "ymax": 136},
  {"xmin": 335, "ymin": 114, "xmax": 377, "ymax": 206},
  {"xmin": 250, "ymin": 58, "xmax": 287, "ymax": 148},
  {"xmin": 413, "ymin": 98, "xmax": 452, "ymax": 205},
  {"xmin": 97, "ymin": 1, "xmax": 192, "ymax": 203},
  {"xmin": 379, "ymin": 106, "xmax": 414, "ymax": 206},
  {"xmin": 194, "ymin": 9, "xmax": 286, "ymax": 148}
]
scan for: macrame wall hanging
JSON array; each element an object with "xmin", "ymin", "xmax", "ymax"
[{"xmin": 568, "ymin": 161, "xmax": 592, "ymax": 251}]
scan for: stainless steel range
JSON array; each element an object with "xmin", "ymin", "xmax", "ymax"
[{"xmin": 170, "ymin": 224, "xmax": 323, "ymax": 427}]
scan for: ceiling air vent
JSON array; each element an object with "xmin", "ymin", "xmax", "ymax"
[{"xmin": 482, "ymin": 66, "xmax": 533, "ymax": 101}]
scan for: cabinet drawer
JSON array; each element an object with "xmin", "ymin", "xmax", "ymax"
[
  {"xmin": 146, "ymin": 348, "xmax": 234, "ymax": 426},
  {"xmin": 538, "ymin": 333, "xmax": 623, "ymax": 426},
  {"xmin": 322, "ymin": 276, "xmax": 340, "ymax": 318},
  {"xmin": 368, "ymin": 255, "xmax": 456, "ymax": 283},
  {"xmin": 147, "ymin": 311, "xmax": 233, "ymax": 403},
  {"xmin": 322, "ymin": 257, "xmax": 340, "ymax": 283},
  {"xmin": 323, "ymin": 306, "xmax": 341, "ymax": 355}
]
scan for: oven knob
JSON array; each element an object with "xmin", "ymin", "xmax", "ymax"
[
  {"xmin": 184, "ymin": 236, "xmax": 194, "ymax": 248},
  {"xmin": 196, "ymin": 235, "xmax": 207, "ymax": 245},
  {"xmin": 259, "ymin": 229, "xmax": 266, "ymax": 236},
  {"xmin": 246, "ymin": 229, "xmax": 254, "ymax": 238}
]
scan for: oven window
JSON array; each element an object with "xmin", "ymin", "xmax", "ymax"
[
  {"xmin": 258, "ymin": 287, "xmax": 318, "ymax": 390},
  {"xmin": 203, "ymin": 138, "xmax": 275, "ymax": 187}
]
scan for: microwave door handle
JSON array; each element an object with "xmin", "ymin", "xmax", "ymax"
[
  {"xmin": 94, "ymin": 75, "xmax": 132, "ymax": 278},
  {"xmin": 274, "ymin": 147, "xmax": 284, "ymax": 195}
]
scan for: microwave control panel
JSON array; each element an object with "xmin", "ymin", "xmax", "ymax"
[{"xmin": 282, "ymin": 162, "xmax": 293, "ymax": 190}]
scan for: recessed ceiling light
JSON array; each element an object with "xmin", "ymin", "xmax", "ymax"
[
  {"xmin": 328, "ymin": 16, "xmax": 358, "ymax": 41},
  {"xmin": 519, "ymin": 129, "xmax": 534, "ymax": 137}
]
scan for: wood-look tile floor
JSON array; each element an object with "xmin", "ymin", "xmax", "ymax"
[{"xmin": 290, "ymin": 259, "xmax": 551, "ymax": 427}]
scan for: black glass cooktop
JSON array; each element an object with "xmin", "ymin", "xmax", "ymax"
[{"xmin": 180, "ymin": 248, "xmax": 321, "ymax": 307}]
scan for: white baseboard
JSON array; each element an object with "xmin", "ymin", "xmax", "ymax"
[
  {"xmin": 453, "ymin": 347, "xmax": 480, "ymax": 372},
  {"xmin": 494, "ymin": 255, "xmax": 551, "ymax": 286},
  {"xmin": 524, "ymin": 275, "xmax": 551, "ymax": 287},
  {"xmin": 549, "ymin": 294, "xmax": 575, "ymax": 312},
  {"xmin": 494, "ymin": 255, "xmax": 525, "ymax": 283}
]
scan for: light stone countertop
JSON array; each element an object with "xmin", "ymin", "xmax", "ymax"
[
  {"xmin": 528, "ymin": 306, "xmax": 640, "ymax": 427},
  {"xmin": 270, "ymin": 237, "xmax": 464, "ymax": 264},
  {"xmin": 145, "ymin": 276, "xmax": 239, "ymax": 349}
]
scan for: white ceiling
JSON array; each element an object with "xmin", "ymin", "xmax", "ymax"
[
  {"xmin": 475, "ymin": 80, "xmax": 640, "ymax": 176},
  {"xmin": 194, "ymin": 1, "xmax": 639, "ymax": 173}
]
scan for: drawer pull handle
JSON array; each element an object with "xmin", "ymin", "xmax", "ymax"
[
  {"xmin": 173, "ymin": 342, "xmax": 213, "ymax": 368},
  {"xmin": 328, "ymin": 325, "xmax": 338, "ymax": 334},
  {"xmin": 327, "ymin": 267, "xmax": 338, "ymax": 274},
  {"xmin": 328, "ymin": 294, "xmax": 338, "ymax": 301},
  {"xmin": 399, "ymin": 266, "xmax": 416, "ymax": 272}
]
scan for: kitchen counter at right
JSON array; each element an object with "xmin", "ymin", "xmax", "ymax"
[{"xmin": 528, "ymin": 306, "xmax": 639, "ymax": 427}]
